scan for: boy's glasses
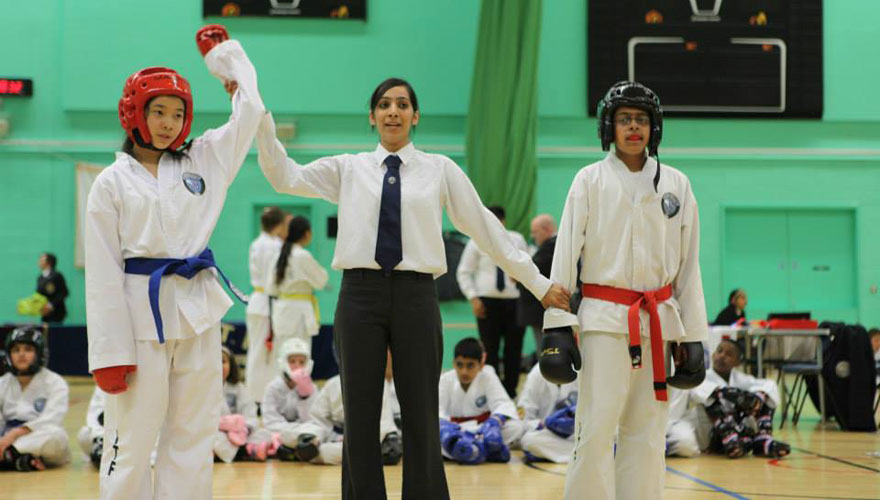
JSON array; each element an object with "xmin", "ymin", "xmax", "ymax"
[{"xmin": 614, "ymin": 115, "xmax": 651, "ymax": 126}]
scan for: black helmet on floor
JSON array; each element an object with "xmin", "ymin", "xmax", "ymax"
[
  {"xmin": 5, "ymin": 325, "xmax": 47, "ymax": 376},
  {"xmin": 597, "ymin": 81, "xmax": 663, "ymax": 156}
]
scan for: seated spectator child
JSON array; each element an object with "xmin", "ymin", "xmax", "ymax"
[
  {"xmin": 77, "ymin": 386, "xmax": 106, "ymax": 468},
  {"xmin": 262, "ymin": 338, "xmax": 320, "ymax": 462},
  {"xmin": 214, "ymin": 347, "xmax": 280, "ymax": 462},
  {"xmin": 438, "ymin": 337, "xmax": 524, "ymax": 465},
  {"xmin": 0, "ymin": 326, "xmax": 70, "ymax": 471},
  {"xmin": 517, "ymin": 363, "xmax": 578, "ymax": 463},
  {"xmin": 304, "ymin": 350, "xmax": 401, "ymax": 465},
  {"xmin": 690, "ymin": 339, "xmax": 790, "ymax": 458}
]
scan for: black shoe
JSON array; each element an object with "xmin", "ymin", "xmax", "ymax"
[
  {"xmin": 294, "ymin": 434, "xmax": 319, "ymax": 462},
  {"xmin": 90, "ymin": 437, "xmax": 103, "ymax": 468},
  {"xmin": 1, "ymin": 446, "xmax": 39, "ymax": 471},
  {"xmin": 381, "ymin": 432, "xmax": 403, "ymax": 465},
  {"xmin": 276, "ymin": 445, "xmax": 298, "ymax": 462}
]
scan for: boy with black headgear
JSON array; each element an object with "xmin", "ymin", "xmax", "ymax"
[
  {"xmin": 0, "ymin": 326, "xmax": 70, "ymax": 471},
  {"xmin": 539, "ymin": 81, "xmax": 709, "ymax": 499}
]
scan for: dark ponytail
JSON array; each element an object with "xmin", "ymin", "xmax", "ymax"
[{"xmin": 275, "ymin": 216, "xmax": 312, "ymax": 286}]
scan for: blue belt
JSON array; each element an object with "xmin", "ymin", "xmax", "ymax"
[
  {"xmin": 2, "ymin": 419, "xmax": 25, "ymax": 436},
  {"xmin": 124, "ymin": 248, "xmax": 247, "ymax": 343}
]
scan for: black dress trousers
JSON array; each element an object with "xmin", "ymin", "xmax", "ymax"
[{"xmin": 334, "ymin": 268, "xmax": 449, "ymax": 500}]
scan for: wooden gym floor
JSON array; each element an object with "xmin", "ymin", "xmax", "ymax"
[{"xmin": 4, "ymin": 376, "xmax": 879, "ymax": 499}]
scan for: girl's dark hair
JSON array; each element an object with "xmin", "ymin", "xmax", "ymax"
[
  {"xmin": 223, "ymin": 348, "xmax": 240, "ymax": 384},
  {"xmin": 122, "ymin": 135, "xmax": 191, "ymax": 161},
  {"xmin": 728, "ymin": 288, "xmax": 744, "ymax": 304},
  {"xmin": 43, "ymin": 253, "xmax": 57, "ymax": 269},
  {"xmin": 275, "ymin": 216, "xmax": 312, "ymax": 285},
  {"xmin": 369, "ymin": 77, "xmax": 419, "ymax": 113}
]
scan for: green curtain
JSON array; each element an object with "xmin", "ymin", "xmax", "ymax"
[{"xmin": 465, "ymin": 0, "xmax": 543, "ymax": 236}]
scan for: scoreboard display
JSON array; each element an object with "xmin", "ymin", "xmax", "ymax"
[
  {"xmin": 204, "ymin": 0, "xmax": 365, "ymax": 19},
  {"xmin": 0, "ymin": 78, "xmax": 33, "ymax": 97},
  {"xmin": 588, "ymin": 0, "xmax": 822, "ymax": 117}
]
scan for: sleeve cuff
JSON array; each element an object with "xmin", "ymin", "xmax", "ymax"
[
  {"xmin": 204, "ymin": 39, "xmax": 244, "ymax": 82},
  {"xmin": 522, "ymin": 275, "xmax": 552, "ymax": 304},
  {"xmin": 542, "ymin": 307, "xmax": 579, "ymax": 330}
]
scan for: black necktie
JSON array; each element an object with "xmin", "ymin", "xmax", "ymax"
[
  {"xmin": 496, "ymin": 266, "xmax": 505, "ymax": 291},
  {"xmin": 375, "ymin": 155, "xmax": 403, "ymax": 273}
]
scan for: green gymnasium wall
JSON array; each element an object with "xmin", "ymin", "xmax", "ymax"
[{"xmin": 1, "ymin": 1, "xmax": 879, "ymax": 366}]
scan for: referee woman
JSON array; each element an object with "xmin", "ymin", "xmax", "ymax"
[{"xmin": 256, "ymin": 78, "xmax": 570, "ymax": 499}]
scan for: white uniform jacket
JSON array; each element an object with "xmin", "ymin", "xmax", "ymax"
[
  {"xmin": 262, "ymin": 375, "xmax": 318, "ymax": 432},
  {"xmin": 255, "ymin": 120, "xmax": 551, "ymax": 301},
  {"xmin": 438, "ymin": 365, "xmax": 518, "ymax": 421},
  {"xmin": 691, "ymin": 368, "xmax": 781, "ymax": 408},
  {"xmin": 543, "ymin": 153, "xmax": 708, "ymax": 343},
  {"xmin": 456, "ymin": 231, "xmax": 528, "ymax": 300},
  {"xmin": 307, "ymin": 376, "xmax": 398, "ymax": 442},
  {"xmin": 222, "ymin": 381, "xmax": 259, "ymax": 429},
  {"xmin": 517, "ymin": 364, "xmax": 578, "ymax": 431},
  {"xmin": 246, "ymin": 233, "xmax": 282, "ymax": 317},
  {"xmin": 265, "ymin": 243, "xmax": 328, "ymax": 338},
  {"xmin": 0, "ymin": 369, "xmax": 69, "ymax": 434},
  {"xmin": 85, "ymin": 40, "xmax": 265, "ymax": 371}
]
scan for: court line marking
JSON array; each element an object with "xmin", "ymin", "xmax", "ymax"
[
  {"xmin": 665, "ymin": 486, "xmax": 878, "ymax": 500},
  {"xmin": 791, "ymin": 446, "xmax": 880, "ymax": 473},
  {"xmin": 665, "ymin": 466, "xmax": 750, "ymax": 499},
  {"xmin": 526, "ymin": 461, "xmax": 754, "ymax": 500},
  {"xmin": 261, "ymin": 460, "xmax": 274, "ymax": 500},
  {"xmin": 523, "ymin": 460, "xmax": 566, "ymax": 476}
]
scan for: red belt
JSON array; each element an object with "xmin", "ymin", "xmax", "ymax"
[
  {"xmin": 450, "ymin": 411, "xmax": 491, "ymax": 424},
  {"xmin": 581, "ymin": 283, "xmax": 672, "ymax": 401}
]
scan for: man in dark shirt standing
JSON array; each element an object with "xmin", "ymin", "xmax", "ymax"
[
  {"xmin": 518, "ymin": 214, "xmax": 557, "ymax": 367},
  {"xmin": 37, "ymin": 252, "xmax": 68, "ymax": 323}
]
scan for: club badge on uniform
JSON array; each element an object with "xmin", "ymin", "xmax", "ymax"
[
  {"xmin": 182, "ymin": 172, "xmax": 206, "ymax": 195},
  {"xmin": 661, "ymin": 192, "xmax": 680, "ymax": 218},
  {"xmin": 225, "ymin": 393, "xmax": 237, "ymax": 410},
  {"xmin": 46, "ymin": 282, "xmax": 56, "ymax": 294},
  {"xmin": 475, "ymin": 395, "xmax": 487, "ymax": 408},
  {"xmin": 34, "ymin": 397, "xmax": 47, "ymax": 412}
]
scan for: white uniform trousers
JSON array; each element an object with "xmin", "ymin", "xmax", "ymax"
[
  {"xmin": 77, "ymin": 425, "xmax": 102, "ymax": 458},
  {"xmin": 13, "ymin": 426, "xmax": 70, "ymax": 466},
  {"xmin": 318, "ymin": 432, "xmax": 344, "ymax": 465},
  {"xmin": 565, "ymin": 332, "xmax": 668, "ymax": 500},
  {"xmin": 521, "ymin": 428, "xmax": 574, "ymax": 463},
  {"xmin": 100, "ymin": 326, "xmax": 222, "ymax": 500},
  {"xmin": 666, "ymin": 419, "xmax": 700, "ymax": 458},
  {"xmin": 245, "ymin": 313, "xmax": 274, "ymax": 403}
]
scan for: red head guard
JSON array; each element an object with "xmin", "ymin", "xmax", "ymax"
[{"xmin": 118, "ymin": 67, "xmax": 194, "ymax": 151}]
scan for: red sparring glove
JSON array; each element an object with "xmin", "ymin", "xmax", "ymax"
[
  {"xmin": 93, "ymin": 365, "xmax": 137, "ymax": 395},
  {"xmin": 196, "ymin": 24, "xmax": 229, "ymax": 57}
]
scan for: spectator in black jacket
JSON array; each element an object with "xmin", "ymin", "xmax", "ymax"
[
  {"xmin": 712, "ymin": 288, "xmax": 747, "ymax": 326},
  {"xmin": 36, "ymin": 253, "xmax": 68, "ymax": 324},
  {"xmin": 517, "ymin": 214, "xmax": 557, "ymax": 367}
]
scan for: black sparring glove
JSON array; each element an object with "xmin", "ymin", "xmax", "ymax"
[
  {"xmin": 539, "ymin": 327, "xmax": 582, "ymax": 384},
  {"xmin": 666, "ymin": 341, "xmax": 706, "ymax": 389}
]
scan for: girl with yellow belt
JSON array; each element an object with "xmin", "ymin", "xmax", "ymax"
[{"xmin": 267, "ymin": 216, "xmax": 328, "ymax": 348}]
